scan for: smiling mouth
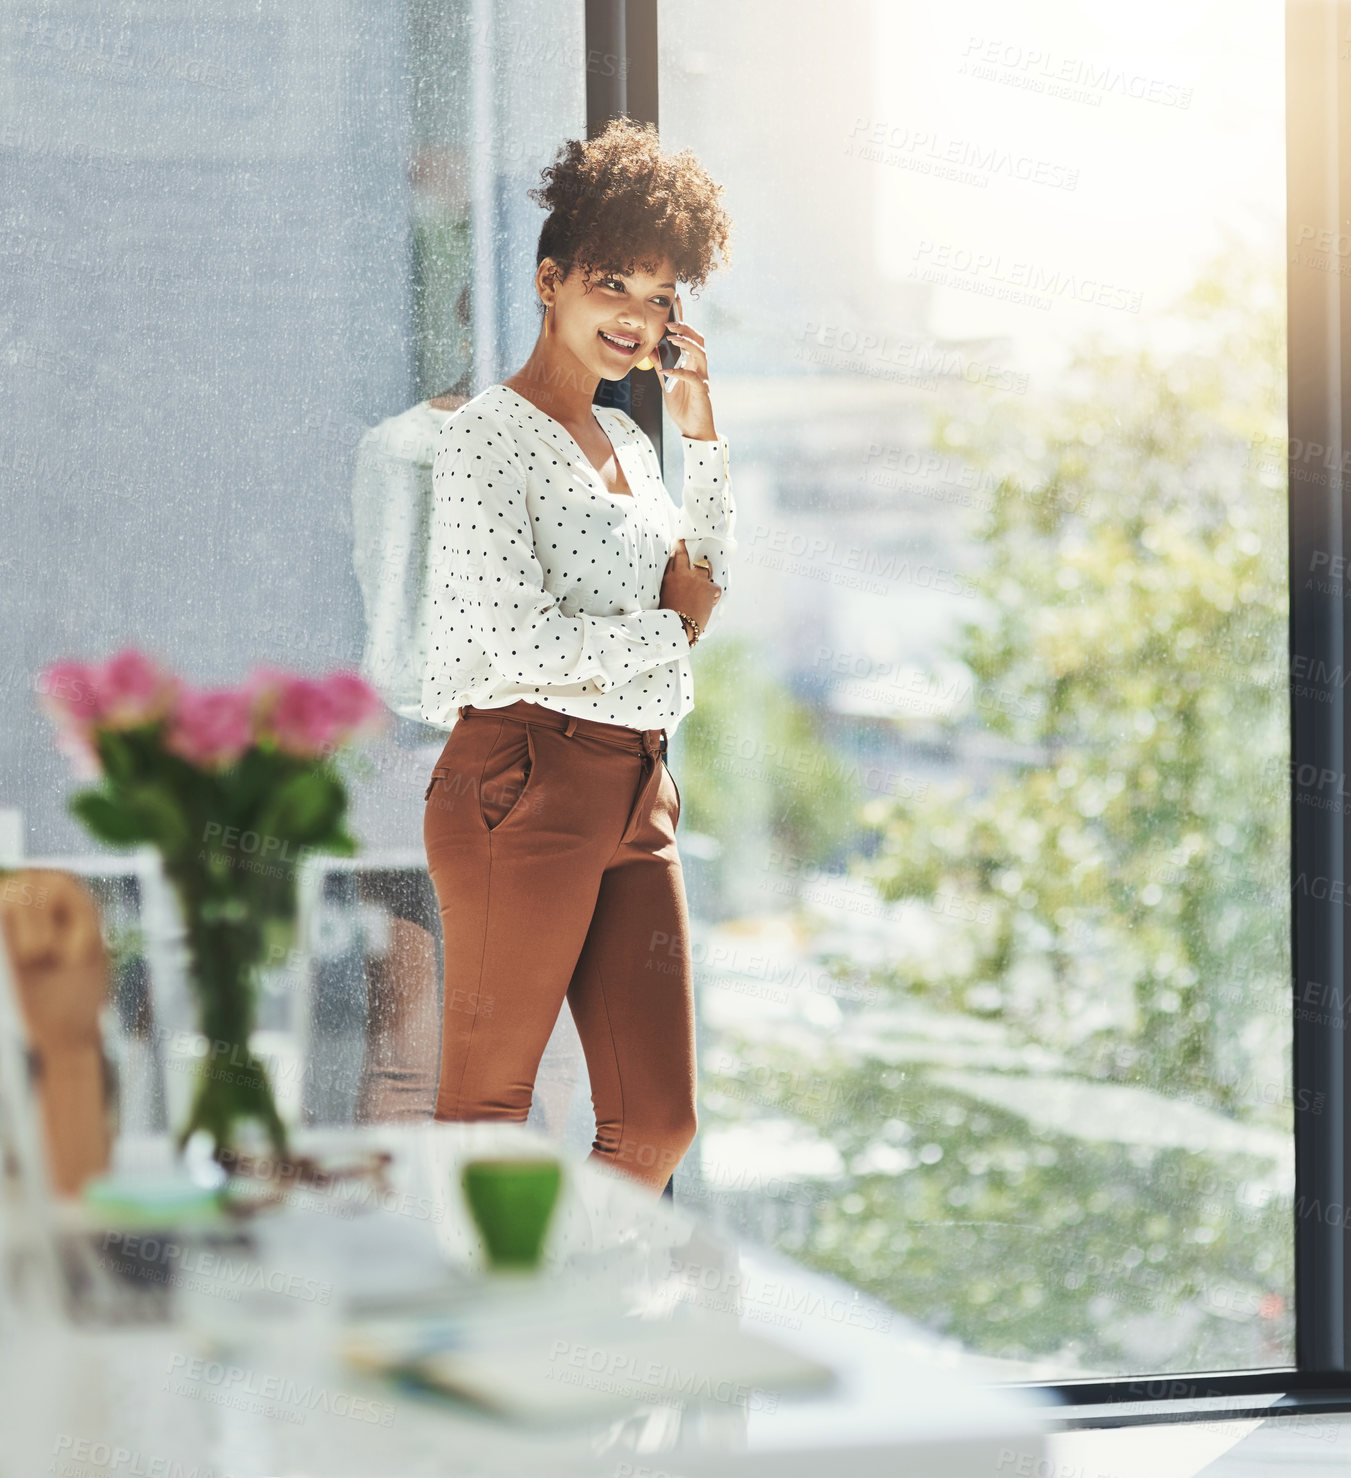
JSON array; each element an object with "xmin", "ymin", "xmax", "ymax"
[{"xmin": 597, "ymin": 330, "xmax": 640, "ymax": 355}]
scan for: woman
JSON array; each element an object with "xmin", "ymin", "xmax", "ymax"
[{"xmin": 421, "ymin": 116, "xmax": 736, "ymax": 1195}]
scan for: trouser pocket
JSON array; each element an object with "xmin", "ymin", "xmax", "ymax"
[
  {"xmin": 663, "ymin": 756, "xmax": 681, "ymax": 823},
  {"xmin": 477, "ymin": 720, "xmax": 538, "ymax": 832}
]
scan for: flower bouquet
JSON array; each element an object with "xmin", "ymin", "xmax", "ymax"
[{"xmin": 37, "ymin": 648, "xmax": 388, "ymax": 1166}]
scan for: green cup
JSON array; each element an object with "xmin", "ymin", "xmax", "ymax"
[{"xmin": 460, "ymin": 1157, "xmax": 563, "ymax": 1271}]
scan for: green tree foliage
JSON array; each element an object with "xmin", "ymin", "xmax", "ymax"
[
  {"xmin": 866, "ymin": 243, "xmax": 1288, "ymax": 1107},
  {"xmin": 677, "ymin": 634, "xmax": 860, "ymax": 863},
  {"xmin": 706, "ymin": 242, "xmax": 1294, "ymax": 1373}
]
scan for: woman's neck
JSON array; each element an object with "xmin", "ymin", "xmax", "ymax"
[{"xmin": 503, "ymin": 345, "xmax": 600, "ymax": 428}]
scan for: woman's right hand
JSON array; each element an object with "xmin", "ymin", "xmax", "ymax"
[{"xmin": 660, "ymin": 540, "xmax": 722, "ymax": 642}]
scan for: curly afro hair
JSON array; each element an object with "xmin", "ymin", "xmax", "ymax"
[{"xmin": 527, "ymin": 115, "xmax": 733, "ymax": 306}]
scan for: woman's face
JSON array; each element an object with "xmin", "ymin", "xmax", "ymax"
[{"xmin": 543, "ymin": 253, "xmax": 678, "ymax": 381}]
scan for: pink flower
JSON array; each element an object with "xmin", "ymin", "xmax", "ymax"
[
  {"xmin": 260, "ymin": 676, "xmax": 345, "ymax": 758},
  {"xmin": 41, "ymin": 655, "xmax": 386, "ymax": 772},
  {"xmin": 319, "ymin": 672, "xmax": 387, "ymax": 742},
  {"xmin": 93, "ymin": 648, "xmax": 180, "ymax": 730},
  {"xmin": 249, "ymin": 668, "xmax": 387, "ymax": 758},
  {"xmin": 240, "ymin": 664, "xmax": 294, "ymax": 705},
  {"xmin": 36, "ymin": 660, "xmax": 105, "ymax": 731},
  {"xmin": 53, "ymin": 722, "xmax": 103, "ymax": 781},
  {"xmin": 165, "ymin": 687, "xmax": 256, "ymax": 769}
]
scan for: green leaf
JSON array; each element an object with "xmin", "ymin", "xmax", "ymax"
[
  {"xmin": 69, "ymin": 790, "xmax": 155, "ymax": 846},
  {"xmin": 121, "ymin": 784, "xmax": 193, "ymax": 858},
  {"xmin": 255, "ymin": 770, "xmax": 345, "ymax": 845},
  {"xmin": 96, "ymin": 732, "xmax": 137, "ymax": 786},
  {"xmin": 317, "ymin": 829, "xmax": 358, "ymax": 858},
  {"xmin": 227, "ymin": 746, "xmax": 285, "ymax": 814}
]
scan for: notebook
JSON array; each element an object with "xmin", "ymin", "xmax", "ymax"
[{"xmin": 342, "ymin": 1308, "xmax": 836, "ymax": 1426}]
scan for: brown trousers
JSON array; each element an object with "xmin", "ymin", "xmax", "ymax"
[{"xmin": 422, "ymin": 699, "xmax": 695, "ymax": 1193}]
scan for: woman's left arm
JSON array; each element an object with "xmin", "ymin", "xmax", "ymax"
[
  {"xmin": 661, "ymin": 299, "xmax": 737, "ymax": 631},
  {"xmin": 676, "ymin": 433, "xmax": 735, "ymax": 631}
]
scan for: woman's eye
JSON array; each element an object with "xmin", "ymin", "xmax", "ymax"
[{"xmin": 603, "ymin": 278, "xmax": 668, "ymax": 308}]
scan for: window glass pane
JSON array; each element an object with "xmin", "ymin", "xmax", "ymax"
[
  {"xmin": 3, "ymin": 1, "xmax": 583, "ymax": 1131},
  {"xmin": 3, "ymin": 0, "xmax": 582, "ymax": 854},
  {"xmin": 660, "ymin": 0, "xmax": 1291, "ymax": 1378}
]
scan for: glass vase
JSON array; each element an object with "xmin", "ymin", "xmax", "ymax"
[{"xmin": 166, "ymin": 876, "xmax": 294, "ymax": 1167}]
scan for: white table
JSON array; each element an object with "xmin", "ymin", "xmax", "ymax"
[{"xmin": 1, "ymin": 1121, "xmax": 1057, "ymax": 1476}]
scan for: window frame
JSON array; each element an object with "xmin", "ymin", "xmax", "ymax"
[{"xmin": 586, "ymin": 0, "xmax": 665, "ymax": 463}]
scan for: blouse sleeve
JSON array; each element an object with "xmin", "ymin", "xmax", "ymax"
[
  {"xmin": 430, "ymin": 411, "xmax": 689, "ymax": 695},
  {"xmin": 349, "ymin": 424, "xmax": 431, "ymax": 720},
  {"xmin": 675, "ymin": 433, "xmax": 736, "ymax": 637},
  {"xmin": 676, "ymin": 434, "xmax": 736, "ymax": 549}
]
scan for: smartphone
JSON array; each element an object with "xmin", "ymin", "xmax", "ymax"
[{"xmin": 656, "ymin": 300, "xmax": 682, "ymax": 372}]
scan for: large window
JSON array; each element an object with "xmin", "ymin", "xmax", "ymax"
[{"xmin": 657, "ymin": 0, "xmax": 1291, "ymax": 1381}]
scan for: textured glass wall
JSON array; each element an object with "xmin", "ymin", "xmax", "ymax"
[
  {"xmin": 0, "ymin": 2, "xmax": 586, "ymax": 1142},
  {"xmin": 1, "ymin": 0, "xmax": 583, "ymax": 858}
]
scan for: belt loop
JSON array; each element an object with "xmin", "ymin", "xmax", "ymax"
[{"xmin": 565, "ymin": 715, "xmax": 579, "ymax": 738}]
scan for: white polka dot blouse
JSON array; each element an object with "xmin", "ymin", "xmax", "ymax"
[{"xmin": 421, "ymin": 383, "xmax": 736, "ymax": 735}]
